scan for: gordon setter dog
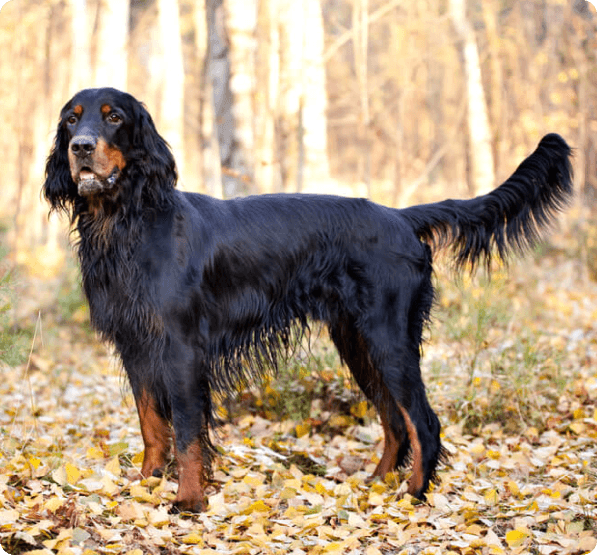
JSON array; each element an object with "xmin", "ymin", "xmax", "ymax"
[{"xmin": 43, "ymin": 87, "xmax": 573, "ymax": 512}]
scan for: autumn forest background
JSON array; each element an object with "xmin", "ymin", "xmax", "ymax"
[{"xmin": 0, "ymin": 0, "xmax": 596, "ymax": 554}]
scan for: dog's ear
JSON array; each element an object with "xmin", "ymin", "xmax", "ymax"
[
  {"xmin": 132, "ymin": 101, "xmax": 177, "ymax": 192},
  {"xmin": 43, "ymin": 109, "xmax": 78, "ymax": 214}
]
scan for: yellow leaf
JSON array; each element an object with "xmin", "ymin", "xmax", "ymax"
[
  {"xmin": 507, "ymin": 481, "xmax": 520, "ymax": 496},
  {"xmin": 28, "ymin": 457, "xmax": 42, "ymax": 471},
  {"xmin": 569, "ymin": 422, "xmax": 585, "ymax": 434},
  {"xmin": 105, "ymin": 456, "xmax": 121, "ymax": 477},
  {"xmin": 86, "ymin": 447, "xmax": 105, "ymax": 460},
  {"xmin": 44, "ymin": 497, "xmax": 64, "ymax": 513},
  {"xmin": 295, "ymin": 421, "xmax": 311, "ymax": 438},
  {"xmin": 284, "ymin": 478, "xmax": 301, "ymax": 490},
  {"xmin": 243, "ymin": 474, "xmax": 263, "ymax": 488},
  {"xmin": 505, "ymin": 529, "xmax": 529, "ymax": 548},
  {"xmin": 323, "ymin": 541, "xmax": 347, "ymax": 554},
  {"xmin": 368, "ymin": 492, "xmax": 385, "ymax": 506},
  {"xmin": 314, "ymin": 481, "xmax": 329, "ymax": 495},
  {"xmin": 129, "ymin": 484, "xmax": 160, "ymax": 505},
  {"xmin": 65, "ymin": 462, "xmax": 82, "ymax": 485},
  {"xmin": 471, "ymin": 443, "xmax": 485, "ymax": 458},
  {"xmin": 280, "ymin": 487, "xmax": 297, "ymax": 500},
  {"xmin": 573, "ymin": 408, "xmax": 584, "ymax": 419},
  {"xmin": 101, "ymin": 476, "xmax": 118, "ymax": 496},
  {"xmin": 484, "ymin": 489, "xmax": 499, "ymax": 505},
  {"xmin": 52, "ymin": 466, "xmax": 68, "ymax": 486},
  {"xmin": 243, "ymin": 500, "xmax": 270, "ymax": 514},
  {"xmin": 0, "ymin": 509, "xmax": 19, "ymax": 525},
  {"xmin": 181, "ymin": 532, "xmax": 204, "ymax": 545},
  {"xmin": 351, "ymin": 400, "xmax": 368, "ymax": 418},
  {"xmin": 147, "ymin": 507, "xmax": 170, "ymax": 527},
  {"xmin": 117, "ymin": 502, "xmax": 146, "ymax": 521}
]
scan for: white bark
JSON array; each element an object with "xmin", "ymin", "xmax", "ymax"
[
  {"xmin": 157, "ymin": 0, "xmax": 185, "ymax": 184},
  {"xmin": 278, "ymin": 0, "xmax": 329, "ymax": 191},
  {"xmin": 224, "ymin": 0, "xmax": 257, "ymax": 187},
  {"xmin": 450, "ymin": 0, "xmax": 495, "ymax": 195}
]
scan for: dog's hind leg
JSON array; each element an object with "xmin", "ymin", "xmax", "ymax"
[
  {"xmin": 134, "ymin": 390, "xmax": 172, "ymax": 479},
  {"xmin": 370, "ymin": 330, "xmax": 443, "ymax": 499},
  {"xmin": 329, "ymin": 319, "xmax": 410, "ymax": 478}
]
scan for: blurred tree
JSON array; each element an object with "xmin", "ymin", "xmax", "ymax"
[
  {"xmin": 254, "ymin": 0, "xmax": 279, "ymax": 193},
  {"xmin": 450, "ymin": 0, "xmax": 495, "ymax": 195},
  {"xmin": 278, "ymin": 0, "xmax": 329, "ymax": 192},
  {"xmin": 93, "ymin": 0, "xmax": 128, "ymax": 89},
  {"xmin": 225, "ymin": 0, "xmax": 257, "ymax": 194},
  {"xmin": 194, "ymin": 0, "xmax": 224, "ymax": 197},
  {"xmin": 156, "ymin": 0, "xmax": 186, "ymax": 185}
]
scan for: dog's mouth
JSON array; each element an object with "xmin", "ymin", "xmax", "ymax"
[{"xmin": 77, "ymin": 167, "xmax": 120, "ymax": 196}]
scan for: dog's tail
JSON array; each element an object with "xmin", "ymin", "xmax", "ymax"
[{"xmin": 401, "ymin": 133, "xmax": 573, "ymax": 269}]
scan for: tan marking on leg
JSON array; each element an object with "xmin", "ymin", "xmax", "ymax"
[
  {"xmin": 135, "ymin": 391, "xmax": 171, "ymax": 478},
  {"xmin": 371, "ymin": 410, "xmax": 399, "ymax": 479},
  {"xmin": 174, "ymin": 440, "xmax": 207, "ymax": 512},
  {"xmin": 398, "ymin": 405, "xmax": 424, "ymax": 496}
]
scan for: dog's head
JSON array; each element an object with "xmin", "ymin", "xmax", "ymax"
[{"xmin": 43, "ymin": 87, "xmax": 176, "ymax": 214}]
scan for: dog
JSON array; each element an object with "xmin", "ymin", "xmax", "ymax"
[{"xmin": 43, "ymin": 87, "xmax": 573, "ymax": 512}]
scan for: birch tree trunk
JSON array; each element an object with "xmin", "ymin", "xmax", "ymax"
[
  {"xmin": 449, "ymin": 0, "xmax": 495, "ymax": 195},
  {"xmin": 194, "ymin": 0, "xmax": 222, "ymax": 197},
  {"xmin": 156, "ymin": 0, "xmax": 186, "ymax": 186},
  {"xmin": 278, "ymin": 0, "xmax": 329, "ymax": 192},
  {"xmin": 254, "ymin": 0, "xmax": 279, "ymax": 193},
  {"xmin": 207, "ymin": 0, "xmax": 240, "ymax": 198},
  {"xmin": 224, "ymin": 0, "xmax": 257, "ymax": 193},
  {"xmin": 93, "ymin": 0, "xmax": 129, "ymax": 90}
]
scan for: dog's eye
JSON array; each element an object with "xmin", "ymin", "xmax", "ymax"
[
  {"xmin": 108, "ymin": 113, "xmax": 122, "ymax": 124},
  {"xmin": 67, "ymin": 115, "xmax": 78, "ymax": 125}
]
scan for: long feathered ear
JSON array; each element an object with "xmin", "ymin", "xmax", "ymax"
[
  {"xmin": 131, "ymin": 101, "xmax": 177, "ymax": 206},
  {"xmin": 43, "ymin": 113, "xmax": 78, "ymax": 216}
]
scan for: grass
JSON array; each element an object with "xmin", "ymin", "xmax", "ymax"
[{"xmin": 0, "ymin": 253, "xmax": 28, "ymax": 367}]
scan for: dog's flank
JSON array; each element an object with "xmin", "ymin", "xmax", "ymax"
[{"xmin": 43, "ymin": 87, "xmax": 573, "ymax": 512}]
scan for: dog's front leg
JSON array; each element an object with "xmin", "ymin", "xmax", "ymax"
[{"xmin": 134, "ymin": 389, "xmax": 172, "ymax": 479}]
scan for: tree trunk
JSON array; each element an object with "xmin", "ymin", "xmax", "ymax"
[
  {"xmin": 254, "ymin": 0, "xmax": 279, "ymax": 193},
  {"xmin": 156, "ymin": 0, "xmax": 186, "ymax": 185},
  {"xmin": 207, "ymin": 0, "xmax": 241, "ymax": 198},
  {"xmin": 278, "ymin": 0, "xmax": 329, "ymax": 192},
  {"xmin": 93, "ymin": 0, "xmax": 129, "ymax": 90},
  {"xmin": 195, "ymin": 0, "xmax": 223, "ymax": 198},
  {"xmin": 449, "ymin": 0, "xmax": 495, "ymax": 195},
  {"xmin": 224, "ymin": 0, "xmax": 257, "ymax": 193}
]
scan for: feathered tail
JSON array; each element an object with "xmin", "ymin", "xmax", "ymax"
[{"xmin": 402, "ymin": 133, "xmax": 573, "ymax": 269}]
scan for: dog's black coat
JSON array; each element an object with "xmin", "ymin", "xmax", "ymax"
[{"xmin": 43, "ymin": 87, "xmax": 573, "ymax": 511}]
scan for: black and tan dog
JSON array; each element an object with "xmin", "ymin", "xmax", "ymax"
[{"xmin": 43, "ymin": 87, "xmax": 573, "ymax": 512}]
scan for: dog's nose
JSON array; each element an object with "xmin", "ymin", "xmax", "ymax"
[{"xmin": 70, "ymin": 135, "xmax": 97, "ymax": 158}]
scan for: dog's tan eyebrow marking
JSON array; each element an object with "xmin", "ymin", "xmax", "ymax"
[
  {"xmin": 73, "ymin": 105, "xmax": 83, "ymax": 117},
  {"xmin": 101, "ymin": 104, "xmax": 113, "ymax": 116}
]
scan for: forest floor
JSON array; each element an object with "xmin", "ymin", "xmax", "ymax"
[{"xmin": 0, "ymin": 214, "xmax": 596, "ymax": 555}]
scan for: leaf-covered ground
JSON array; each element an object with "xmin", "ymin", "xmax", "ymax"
[{"xmin": 1, "ymin": 221, "xmax": 596, "ymax": 555}]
